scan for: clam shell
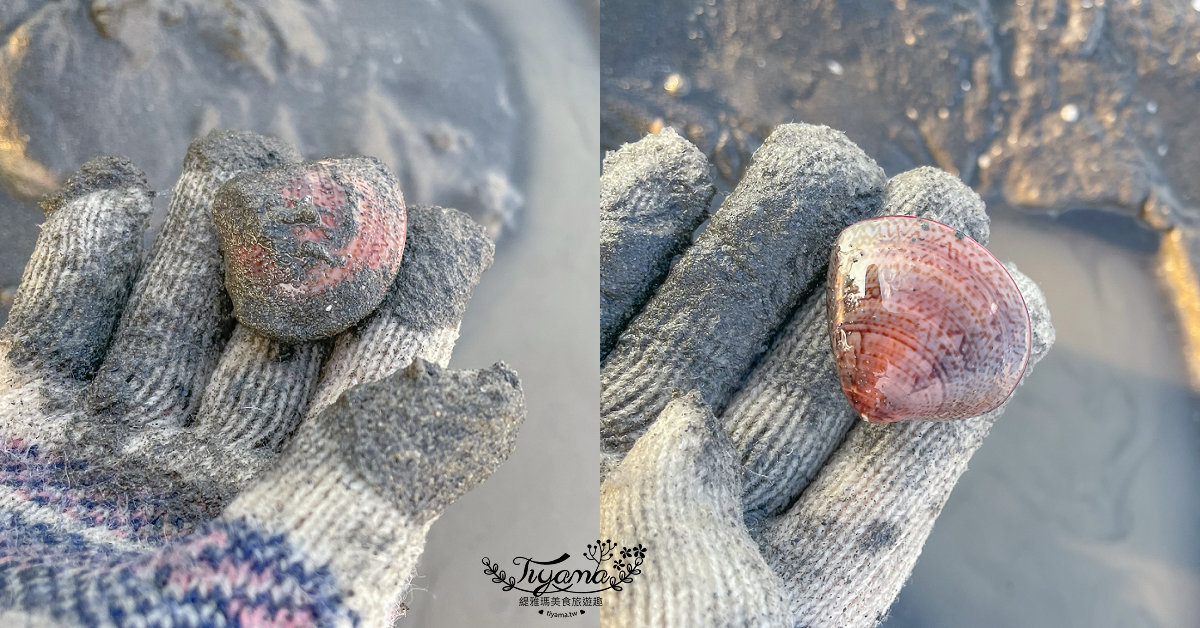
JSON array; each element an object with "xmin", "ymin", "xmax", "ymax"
[
  {"xmin": 213, "ymin": 157, "xmax": 407, "ymax": 343},
  {"xmin": 826, "ymin": 216, "xmax": 1031, "ymax": 423}
]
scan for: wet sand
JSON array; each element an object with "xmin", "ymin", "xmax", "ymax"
[{"xmin": 390, "ymin": 1, "xmax": 599, "ymax": 626}]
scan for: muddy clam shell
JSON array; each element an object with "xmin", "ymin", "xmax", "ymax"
[
  {"xmin": 826, "ymin": 216, "xmax": 1032, "ymax": 423},
  {"xmin": 213, "ymin": 157, "xmax": 407, "ymax": 343}
]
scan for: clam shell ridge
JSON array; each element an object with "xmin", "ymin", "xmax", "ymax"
[{"xmin": 826, "ymin": 216, "xmax": 1031, "ymax": 423}]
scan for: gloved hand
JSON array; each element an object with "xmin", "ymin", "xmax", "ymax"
[
  {"xmin": 599, "ymin": 125, "xmax": 1055, "ymax": 627},
  {"xmin": 0, "ymin": 130, "xmax": 525, "ymax": 627}
]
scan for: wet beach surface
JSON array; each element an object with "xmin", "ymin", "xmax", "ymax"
[
  {"xmin": 603, "ymin": 0, "xmax": 1200, "ymax": 625},
  {"xmin": 410, "ymin": 1, "xmax": 598, "ymax": 625},
  {"xmin": 888, "ymin": 208, "xmax": 1200, "ymax": 627}
]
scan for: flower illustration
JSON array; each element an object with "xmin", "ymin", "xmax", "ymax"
[{"xmin": 585, "ymin": 539, "xmax": 618, "ymax": 564}]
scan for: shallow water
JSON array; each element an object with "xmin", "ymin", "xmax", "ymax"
[
  {"xmin": 884, "ymin": 208, "xmax": 1200, "ymax": 627},
  {"xmin": 406, "ymin": 1, "xmax": 599, "ymax": 626}
]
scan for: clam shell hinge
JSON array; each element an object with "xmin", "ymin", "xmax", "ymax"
[{"xmin": 826, "ymin": 216, "xmax": 1032, "ymax": 423}]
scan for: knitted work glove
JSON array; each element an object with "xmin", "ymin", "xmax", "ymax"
[
  {"xmin": 599, "ymin": 125, "xmax": 1055, "ymax": 627},
  {"xmin": 0, "ymin": 130, "xmax": 525, "ymax": 627}
]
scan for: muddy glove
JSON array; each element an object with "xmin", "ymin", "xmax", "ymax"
[
  {"xmin": 0, "ymin": 130, "xmax": 524, "ymax": 627},
  {"xmin": 599, "ymin": 125, "xmax": 1055, "ymax": 627}
]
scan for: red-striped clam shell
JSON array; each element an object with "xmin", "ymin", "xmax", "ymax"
[{"xmin": 826, "ymin": 216, "xmax": 1031, "ymax": 423}]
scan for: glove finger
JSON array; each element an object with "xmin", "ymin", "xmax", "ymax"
[
  {"xmin": 116, "ymin": 328, "xmax": 332, "ymax": 503},
  {"xmin": 0, "ymin": 157, "xmax": 151, "ymax": 386},
  {"xmin": 111, "ymin": 204, "xmax": 491, "ymax": 512},
  {"xmin": 307, "ymin": 205, "xmax": 493, "ymax": 417},
  {"xmin": 757, "ymin": 267, "xmax": 1054, "ymax": 628},
  {"xmin": 87, "ymin": 130, "xmax": 300, "ymax": 424},
  {"xmin": 601, "ymin": 123, "xmax": 885, "ymax": 473},
  {"xmin": 727, "ymin": 167, "xmax": 990, "ymax": 521},
  {"xmin": 600, "ymin": 391, "xmax": 793, "ymax": 627},
  {"xmin": 174, "ymin": 172, "xmax": 449, "ymax": 475},
  {"xmin": 601, "ymin": 128, "xmax": 714, "ymax": 358},
  {"xmin": 224, "ymin": 360, "xmax": 524, "ymax": 627},
  {"xmin": 189, "ymin": 328, "xmax": 332, "ymax": 453}
]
